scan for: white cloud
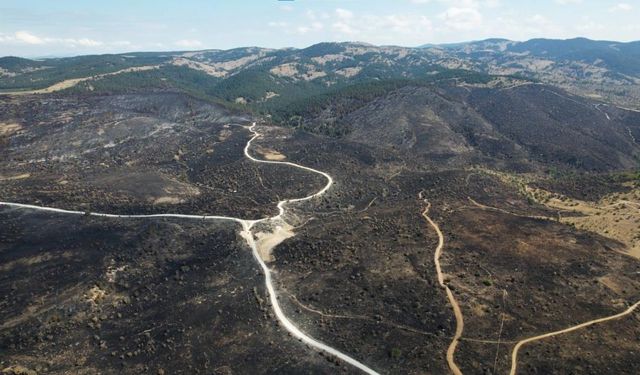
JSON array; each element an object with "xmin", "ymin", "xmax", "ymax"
[
  {"xmin": 111, "ymin": 40, "xmax": 132, "ymax": 47},
  {"xmin": 336, "ymin": 8, "xmax": 354, "ymax": 20},
  {"xmin": 174, "ymin": 39, "xmax": 203, "ymax": 48},
  {"xmin": 296, "ymin": 22, "xmax": 324, "ymax": 35},
  {"xmin": 374, "ymin": 14, "xmax": 433, "ymax": 34},
  {"xmin": 482, "ymin": 11, "xmax": 568, "ymax": 41},
  {"xmin": 527, "ymin": 14, "xmax": 556, "ymax": 31},
  {"xmin": 305, "ymin": 10, "xmax": 330, "ymax": 21},
  {"xmin": 439, "ymin": 7, "xmax": 483, "ymax": 30},
  {"xmin": 71, "ymin": 38, "xmax": 102, "ymax": 47},
  {"xmin": 609, "ymin": 3, "xmax": 633, "ymax": 12},
  {"xmin": 574, "ymin": 16, "xmax": 604, "ymax": 32},
  {"xmin": 438, "ymin": 0, "xmax": 480, "ymax": 8},
  {"xmin": 332, "ymin": 22, "xmax": 356, "ymax": 35},
  {"xmin": 53, "ymin": 37, "xmax": 102, "ymax": 47},
  {"xmin": 329, "ymin": 9, "xmax": 433, "ymax": 43},
  {"xmin": 410, "ymin": 0, "xmax": 431, "ymax": 4},
  {"xmin": 332, "ymin": 8, "xmax": 357, "ymax": 35},
  {"xmin": 15, "ymin": 31, "xmax": 44, "ymax": 44},
  {"xmin": 554, "ymin": 0, "xmax": 583, "ymax": 4},
  {"xmin": 520, "ymin": 14, "xmax": 565, "ymax": 37},
  {"xmin": 268, "ymin": 21, "xmax": 288, "ymax": 28},
  {"xmin": 439, "ymin": 0, "xmax": 500, "ymax": 9},
  {"xmin": 280, "ymin": 5, "xmax": 294, "ymax": 12},
  {"xmin": 626, "ymin": 24, "xmax": 640, "ymax": 32},
  {"xmin": 483, "ymin": 0, "xmax": 501, "ymax": 8},
  {"xmin": 529, "ymin": 14, "xmax": 550, "ymax": 24},
  {"xmin": 0, "ymin": 31, "xmax": 104, "ymax": 48}
]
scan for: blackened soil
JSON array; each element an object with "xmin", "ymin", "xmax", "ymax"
[{"xmin": 0, "ymin": 208, "xmax": 336, "ymax": 374}]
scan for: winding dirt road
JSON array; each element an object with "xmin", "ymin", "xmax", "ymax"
[
  {"xmin": 0, "ymin": 123, "xmax": 380, "ymax": 375},
  {"xmin": 509, "ymin": 300, "xmax": 640, "ymax": 375},
  {"xmin": 419, "ymin": 192, "xmax": 464, "ymax": 375}
]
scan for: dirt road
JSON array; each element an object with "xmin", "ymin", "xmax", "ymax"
[
  {"xmin": 420, "ymin": 192, "xmax": 464, "ymax": 375},
  {"xmin": 1, "ymin": 123, "xmax": 380, "ymax": 375},
  {"xmin": 509, "ymin": 300, "xmax": 640, "ymax": 375}
]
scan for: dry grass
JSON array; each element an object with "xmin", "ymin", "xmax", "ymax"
[
  {"xmin": 263, "ymin": 91, "xmax": 280, "ymax": 100},
  {"xmin": 269, "ymin": 63, "xmax": 299, "ymax": 78},
  {"xmin": 218, "ymin": 128, "xmax": 232, "ymax": 141},
  {"xmin": 171, "ymin": 57, "xmax": 226, "ymax": 77},
  {"xmin": 0, "ymin": 173, "xmax": 30, "ymax": 181},
  {"xmin": 335, "ymin": 67, "xmax": 362, "ymax": 78},
  {"xmin": 152, "ymin": 196, "xmax": 185, "ymax": 205},
  {"xmin": 85, "ymin": 285, "xmax": 107, "ymax": 304},
  {"xmin": 0, "ymin": 251, "xmax": 73, "ymax": 272},
  {"xmin": 311, "ymin": 54, "xmax": 351, "ymax": 64},
  {"xmin": 255, "ymin": 146, "xmax": 286, "ymax": 161},
  {"xmin": 531, "ymin": 185, "xmax": 640, "ymax": 258},
  {"xmin": 471, "ymin": 168, "xmax": 640, "ymax": 258},
  {"xmin": 5, "ymin": 65, "xmax": 159, "ymax": 95},
  {"xmin": 0, "ymin": 122, "xmax": 23, "ymax": 136}
]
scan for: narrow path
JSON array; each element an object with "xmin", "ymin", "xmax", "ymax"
[
  {"xmin": 284, "ymin": 290, "xmax": 444, "ymax": 339},
  {"xmin": 509, "ymin": 300, "xmax": 640, "ymax": 375},
  {"xmin": 615, "ymin": 105, "xmax": 640, "ymax": 113},
  {"xmin": 419, "ymin": 192, "xmax": 464, "ymax": 375},
  {"xmin": 0, "ymin": 123, "xmax": 380, "ymax": 375},
  {"xmin": 594, "ymin": 103, "xmax": 611, "ymax": 120},
  {"xmin": 467, "ymin": 197, "xmax": 555, "ymax": 221},
  {"xmin": 627, "ymin": 127, "xmax": 638, "ymax": 144},
  {"xmin": 542, "ymin": 89, "xmax": 584, "ymax": 106}
]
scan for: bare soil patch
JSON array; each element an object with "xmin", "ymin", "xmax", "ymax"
[
  {"xmin": 255, "ymin": 146, "xmax": 286, "ymax": 161},
  {"xmin": 0, "ymin": 122, "xmax": 22, "ymax": 136},
  {"xmin": 0, "ymin": 173, "xmax": 30, "ymax": 181},
  {"xmin": 253, "ymin": 222, "xmax": 295, "ymax": 262}
]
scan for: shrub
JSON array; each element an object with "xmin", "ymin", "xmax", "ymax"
[{"xmin": 390, "ymin": 348, "xmax": 402, "ymax": 360}]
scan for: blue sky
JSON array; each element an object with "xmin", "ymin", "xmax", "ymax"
[{"xmin": 0, "ymin": 0, "xmax": 638, "ymax": 57}]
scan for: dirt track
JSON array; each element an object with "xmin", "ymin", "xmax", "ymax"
[
  {"xmin": 509, "ymin": 300, "xmax": 640, "ymax": 375},
  {"xmin": 420, "ymin": 192, "xmax": 464, "ymax": 375},
  {"xmin": 1, "ymin": 123, "xmax": 380, "ymax": 375}
]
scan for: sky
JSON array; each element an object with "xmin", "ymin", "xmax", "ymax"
[{"xmin": 0, "ymin": 0, "xmax": 638, "ymax": 57}]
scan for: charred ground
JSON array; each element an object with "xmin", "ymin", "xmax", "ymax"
[{"xmin": 1, "ymin": 65, "xmax": 639, "ymax": 375}]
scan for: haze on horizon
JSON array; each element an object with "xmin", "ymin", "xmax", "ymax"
[{"xmin": 0, "ymin": 0, "xmax": 638, "ymax": 57}]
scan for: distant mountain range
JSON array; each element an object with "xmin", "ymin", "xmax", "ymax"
[
  {"xmin": 426, "ymin": 37, "xmax": 640, "ymax": 78},
  {"xmin": 2, "ymin": 37, "xmax": 639, "ymax": 110}
]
